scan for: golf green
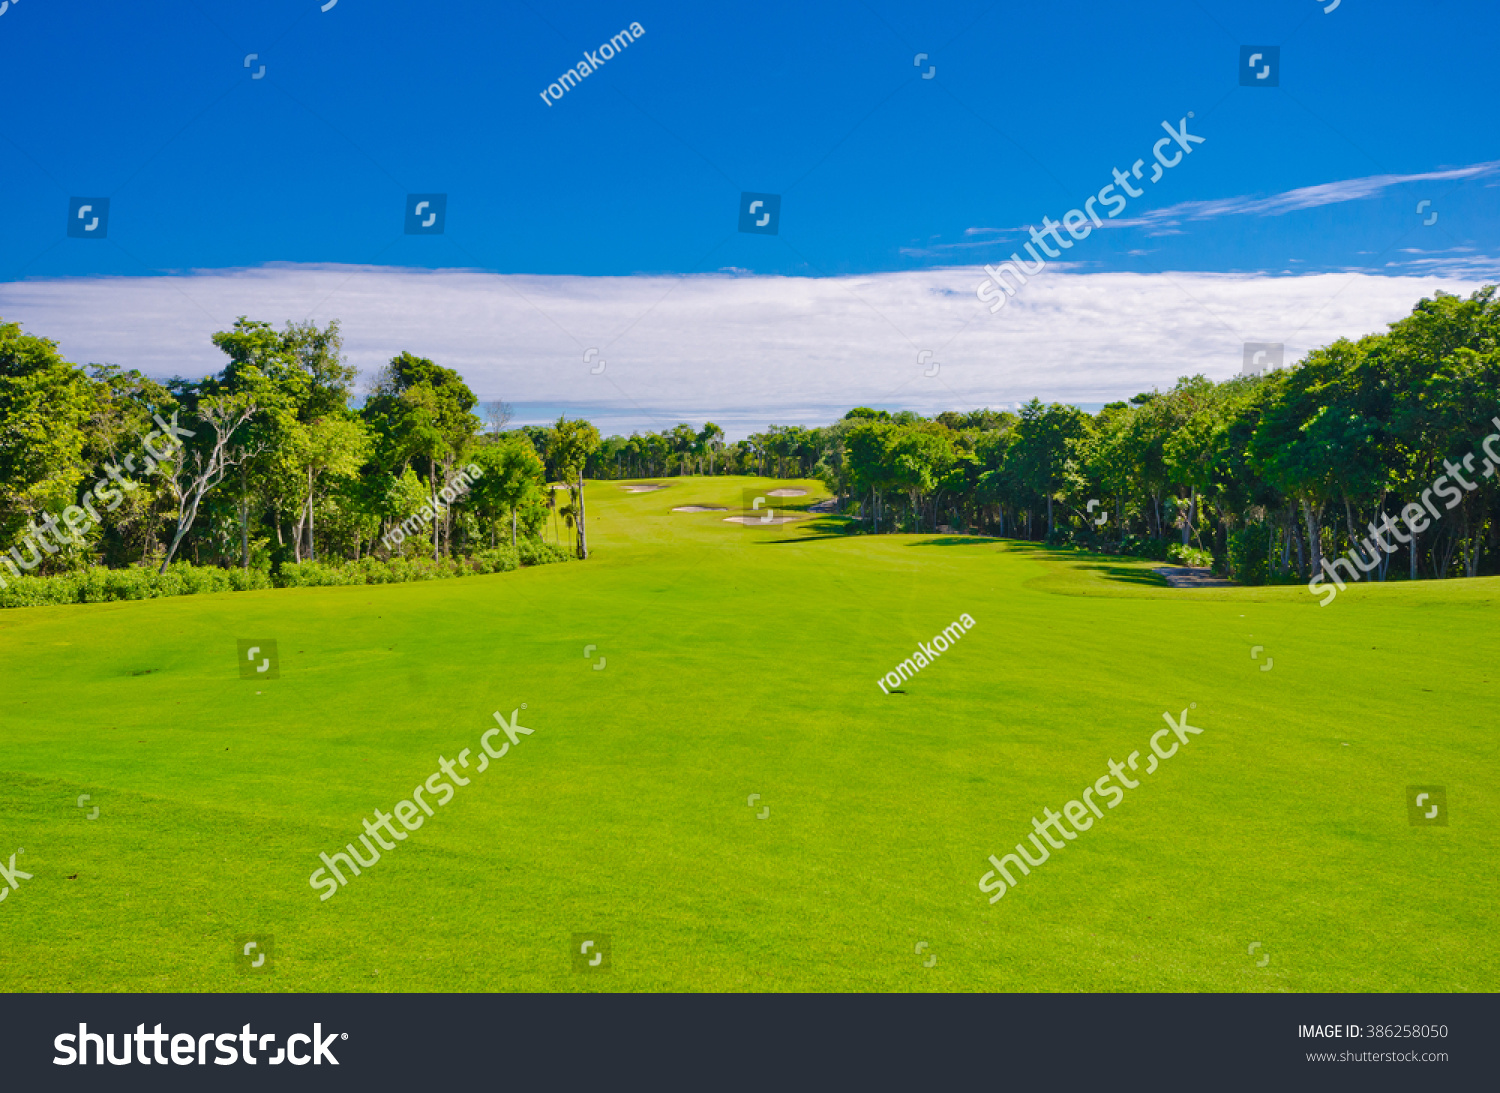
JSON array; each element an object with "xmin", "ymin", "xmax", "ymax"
[{"xmin": 0, "ymin": 476, "xmax": 1494, "ymax": 992}]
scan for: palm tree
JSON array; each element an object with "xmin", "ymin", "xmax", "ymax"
[{"xmin": 545, "ymin": 416, "xmax": 602, "ymax": 559}]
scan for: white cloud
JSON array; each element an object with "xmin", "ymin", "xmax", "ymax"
[
  {"xmin": 0, "ymin": 263, "xmax": 1489, "ymax": 439},
  {"xmin": 1116, "ymin": 159, "xmax": 1500, "ymax": 230},
  {"xmin": 908, "ymin": 159, "xmax": 1500, "ymax": 257}
]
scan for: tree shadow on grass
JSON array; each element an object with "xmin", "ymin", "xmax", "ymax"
[
  {"xmin": 753, "ymin": 514, "xmax": 862, "ymax": 543},
  {"xmin": 906, "ymin": 535, "xmax": 998, "ymax": 547},
  {"xmin": 1070, "ymin": 561, "xmax": 1171, "ymax": 587},
  {"xmin": 903, "ymin": 536, "xmax": 1172, "ymax": 588}
]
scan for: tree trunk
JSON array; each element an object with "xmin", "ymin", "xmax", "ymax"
[
  {"xmin": 1301, "ymin": 498, "xmax": 1322, "ymax": 578},
  {"xmin": 307, "ymin": 465, "xmax": 316, "ymax": 562},
  {"xmin": 1436, "ymin": 528, "xmax": 1457, "ymax": 578},
  {"xmin": 1461, "ymin": 505, "xmax": 1482, "ymax": 578},
  {"xmin": 576, "ymin": 473, "xmax": 588, "ymax": 559},
  {"xmin": 239, "ymin": 465, "xmax": 250, "ymax": 569},
  {"xmin": 430, "ymin": 468, "xmax": 440, "ymax": 562}
]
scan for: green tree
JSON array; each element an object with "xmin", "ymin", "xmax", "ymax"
[
  {"xmin": 361, "ymin": 351, "xmax": 479, "ymax": 560},
  {"xmin": 546, "ymin": 416, "xmax": 601, "ymax": 559},
  {"xmin": 1007, "ymin": 400, "xmax": 1091, "ymax": 538},
  {"xmin": 284, "ymin": 415, "xmax": 372, "ymax": 562},
  {"xmin": 469, "ymin": 434, "xmax": 546, "ymax": 547},
  {"xmin": 0, "ymin": 321, "xmax": 97, "ymax": 561}
]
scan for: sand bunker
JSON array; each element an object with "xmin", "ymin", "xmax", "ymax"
[
  {"xmin": 724, "ymin": 514, "xmax": 801, "ymax": 525},
  {"xmin": 620, "ymin": 484, "xmax": 668, "ymax": 493},
  {"xmin": 766, "ymin": 488, "xmax": 807, "ymax": 497},
  {"xmin": 672, "ymin": 505, "xmax": 728, "ymax": 513}
]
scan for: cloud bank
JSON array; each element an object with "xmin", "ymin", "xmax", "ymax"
[{"xmin": 0, "ymin": 263, "xmax": 1488, "ymax": 439}]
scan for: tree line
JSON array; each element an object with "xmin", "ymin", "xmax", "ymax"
[
  {"xmin": 580, "ymin": 287, "xmax": 1500, "ymax": 584},
  {"xmin": 3, "ymin": 285, "xmax": 1495, "ymax": 585},
  {"xmin": 0, "ymin": 316, "xmax": 600, "ymax": 578}
]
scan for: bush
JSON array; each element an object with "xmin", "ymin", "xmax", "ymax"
[
  {"xmin": 0, "ymin": 539, "xmax": 568, "ymax": 610},
  {"xmin": 0, "ymin": 562, "xmax": 272, "ymax": 609},
  {"xmin": 466, "ymin": 547, "xmax": 520, "ymax": 574},
  {"xmin": 1112, "ymin": 535, "xmax": 1174, "ymax": 562},
  {"xmin": 1227, "ymin": 525, "xmax": 1272, "ymax": 586},
  {"xmin": 1167, "ymin": 543, "xmax": 1215, "ymax": 568},
  {"xmin": 518, "ymin": 539, "xmax": 573, "ymax": 566}
]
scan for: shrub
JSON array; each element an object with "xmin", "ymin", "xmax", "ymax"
[
  {"xmin": 0, "ymin": 539, "xmax": 568, "ymax": 610},
  {"xmin": 1227, "ymin": 525, "xmax": 1272, "ymax": 586},
  {"xmin": 0, "ymin": 562, "xmax": 272, "ymax": 609},
  {"xmin": 1112, "ymin": 535, "xmax": 1174, "ymax": 562},
  {"xmin": 518, "ymin": 539, "xmax": 572, "ymax": 566},
  {"xmin": 1167, "ymin": 543, "xmax": 1215, "ymax": 568},
  {"xmin": 467, "ymin": 547, "xmax": 520, "ymax": 574}
]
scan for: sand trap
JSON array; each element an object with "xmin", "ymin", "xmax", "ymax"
[
  {"xmin": 620, "ymin": 484, "xmax": 668, "ymax": 493},
  {"xmin": 672, "ymin": 505, "xmax": 728, "ymax": 513},
  {"xmin": 724, "ymin": 514, "xmax": 801, "ymax": 525},
  {"xmin": 766, "ymin": 488, "xmax": 807, "ymax": 497}
]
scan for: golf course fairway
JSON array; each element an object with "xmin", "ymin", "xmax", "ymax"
[{"xmin": 1, "ymin": 476, "xmax": 1494, "ymax": 992}]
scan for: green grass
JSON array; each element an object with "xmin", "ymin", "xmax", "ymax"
[{"xmin": 0, "ymin": 475, "xmax": 1495, "ymax": 992}]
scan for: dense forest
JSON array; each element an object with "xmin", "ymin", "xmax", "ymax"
[{"xmin": 2, "ymin": 285, "xmax": 1496, "ymax": 588}]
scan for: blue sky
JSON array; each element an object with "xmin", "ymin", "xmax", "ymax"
[{"xmin": 1, "ymin": 0, "xmax": 1497, "ymax": 435}]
